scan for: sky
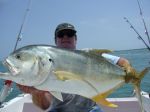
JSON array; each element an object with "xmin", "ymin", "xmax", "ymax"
[{"xmin": 0, "ymin": 0, "xmax": 150, "ymax": 59}]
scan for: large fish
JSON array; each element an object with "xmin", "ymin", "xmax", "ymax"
[{"xmin": 0, "ymin": 44, "xmax": 149, "ymax": 112}]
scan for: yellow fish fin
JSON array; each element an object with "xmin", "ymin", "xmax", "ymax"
[
  {"xmin": 138, "ymin": 67, "xmax": 150, "ymax": 79},
  {"xmin": 83, "ymin": 49, "xmax": 112, "ymax": 55},
  {"xmin": 53, "ymin": 71, "xmax": 99, "ymax": 93},
  {"xmin": 129, "ymin": 67, "xmax": 150, "ymax": 112},
  {"xmin": 53, "ymin": 71, "xmax": 82, "ymax": 81},
  {"xmin": 92, "ymin": 91, "xmax": 118, "ymax": 108}
]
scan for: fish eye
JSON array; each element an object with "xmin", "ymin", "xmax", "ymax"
[
  {"xmin": 49, "ymin": 58, "xmax": 54, "ymax": 63},
  {"xmin": 49, "ymin": 59, "xmax": 53, "ymax": 62},
  {"xmin": 16, "ymin": 54, "xmax": 21, "ymax": 59}
]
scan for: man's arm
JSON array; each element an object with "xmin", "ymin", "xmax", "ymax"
[{"xmin": 102, "ymin": 53, "xmax": 133, "ymax": 73}]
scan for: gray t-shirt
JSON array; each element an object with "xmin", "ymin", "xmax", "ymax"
[{"xmin": 50, "ymin": 93, "xmax": 96, "ymax": 112}]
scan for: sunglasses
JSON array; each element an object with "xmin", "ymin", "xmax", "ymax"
[{"xmin": 57, "ymin": 31, "xmax": 75, "ymax": 38}]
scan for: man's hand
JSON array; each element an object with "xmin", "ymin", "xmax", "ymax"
[
  {"xmin": 17, "ymin": 84, "xmax": 35, "ymax": 93},
  {"xmin": 117, "ymin": 57, "xmax": 135, "ymax": 74},
  {"xmin": 17, "ymin": 84, "xmax": 52, "ymax": 110},
  {"xmin": 122, "ymin": 62, "xmax": 135, "ymax": 74}
]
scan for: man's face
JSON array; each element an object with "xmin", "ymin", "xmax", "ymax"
[{"xmin": 55, "ymin": 30, "xmax": 77, "ymax": 49}]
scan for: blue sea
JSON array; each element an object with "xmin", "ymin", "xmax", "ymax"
[{"xmin": 0, "ymin": 48, "xmax": 150, "ymax": 102}]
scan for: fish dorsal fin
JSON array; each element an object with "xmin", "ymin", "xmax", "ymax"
[
  {"xmin": 82, "ymin": 49, "xmax": 112, "ymax": 55},
  {"xmin": 53, "ymin": 71, "xmax": 83, "ymax": 81},
  {"xmin": 92, "ymin": 90, "xmax": 118, "ymax": 108}
]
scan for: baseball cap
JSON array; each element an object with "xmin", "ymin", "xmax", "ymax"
[{"xmin": 55, "ymin": 23, "xmax": 77, "ymax": 37}]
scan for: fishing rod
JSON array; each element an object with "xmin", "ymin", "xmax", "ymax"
[
  {"xmin": 124, "ymin": 0, "xmax": 150, "ymax": 51},
  {"xmin": 0, "ymin": 0, "xmax": 32, "ymax": 106},
  {"xmin": 14, "ymin": 0, "xmax": 31, "ymax": 51},
  {"xmin": 136, "ymin": 0, "xmax": 150, "ymax": 45},
  {"xmin": 124, "ymin": 17, "xmax": 150, "ymax": 51}
]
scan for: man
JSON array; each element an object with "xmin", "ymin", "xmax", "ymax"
[{"xmin": 18, "ymin": 23, "xmax": 132, "ymax": 112}]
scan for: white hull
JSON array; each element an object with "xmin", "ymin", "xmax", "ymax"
[{"xmin": 0, "ymin": 91, "xmax": 150, "ymax": 112}]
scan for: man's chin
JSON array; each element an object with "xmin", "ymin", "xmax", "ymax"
[
  {"xmin": 61, "ymin": 45, "xmax": 74, "ymax": 49},
  {"xmin": 61, "ymin": 44, "xmax": 70, "ymax": 47}
]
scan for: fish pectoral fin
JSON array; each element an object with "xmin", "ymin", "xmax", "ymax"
[
  {"xmin": 92, "ymin": 93, "xmax": 118, "ymax": 108},
  {"xmin": 53, "ymin": 71, "xmax": 100, "ymax": 94},
  {"xmin": 53, "ymin": 71, "xmax": 82, "ymax": 81},
  {"xmin": 50, "ymin": 91, "xmax": 63, "ymax": 101}
]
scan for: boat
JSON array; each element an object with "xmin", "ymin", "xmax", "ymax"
[{"xmin": 0, "ymin": 91, "xmax": 149, "ymax": 112}]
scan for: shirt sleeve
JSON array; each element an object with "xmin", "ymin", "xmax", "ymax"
[{"xmin": 102, "ymin": 53, "xmax": 120, "ymax": 64}]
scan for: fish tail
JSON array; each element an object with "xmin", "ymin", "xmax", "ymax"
[
  {"xmin": 134, "ymin": 84, "xmax": 144, "ymax": 112},
  {"xmin": 138, "ymin": 67, "xmax": 150, "ymax": 79},
  {"xmin": 127, "ymin": 67, "xmax": 150, "ymax": 112}
]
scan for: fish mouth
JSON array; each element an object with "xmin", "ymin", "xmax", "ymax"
[{"xmin": 3, "ymin": 59, "xmax": 20, "ymax": 76}]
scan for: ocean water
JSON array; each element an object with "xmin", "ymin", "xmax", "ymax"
[{"xmin": 0, "ymin": 48, "xmax": 150, "ymax": 102}]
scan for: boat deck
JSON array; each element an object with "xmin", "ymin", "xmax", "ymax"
[
  {"xmin": 0, "ymin": 94, "xmax": 149, "ymax": 112},
  {"xmin": 23, "ymin": 98, "xmax": 141, "ymax": 112},
  {"xmin": 101, "ymin": 98, "xmax": 141, "ymax": 112}
]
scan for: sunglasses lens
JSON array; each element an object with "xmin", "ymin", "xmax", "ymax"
[
  {"xmin": 67, "ymin": 32, "xmax": 75, "ymax": 37},
  {"xmin": 57, "ymin": 31, "xmax": 75, "ymax": 38}
]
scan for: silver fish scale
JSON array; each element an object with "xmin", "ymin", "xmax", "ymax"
[{"xmin": 47, "ymin": 46, "xmax": 125, "ymax": 79}]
